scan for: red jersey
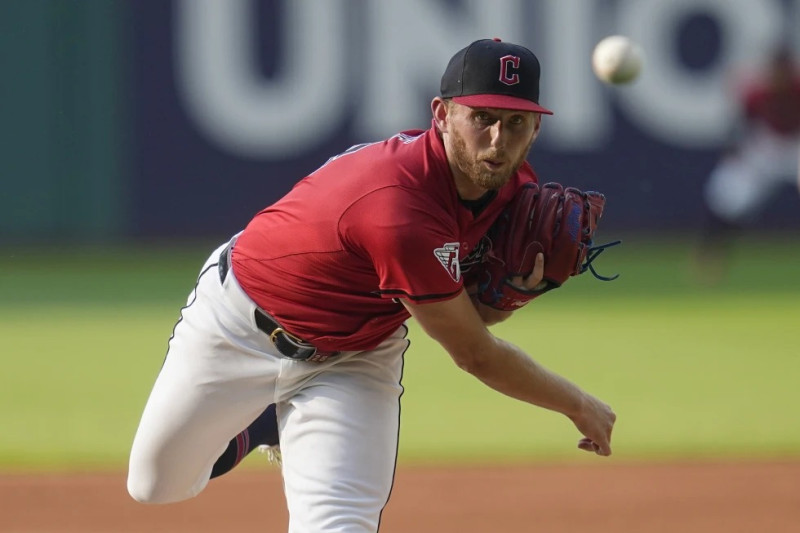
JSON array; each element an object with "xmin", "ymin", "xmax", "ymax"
[
  {"xmin": 743, "ymin": 75, "xmax": 800, "ymax": 136},
  {"xmin": 232, "ymin": 125, "xmax": 537, "ymax": 351}
]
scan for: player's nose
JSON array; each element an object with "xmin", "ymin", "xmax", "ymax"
[{"xmin": 488, "ymin": 121, "xmax": 506, "ymax": 149}]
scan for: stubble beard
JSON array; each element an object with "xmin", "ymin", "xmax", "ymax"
[{"xmin": 449, "ymin": 129, "xmax": 532, "ymax": 190}]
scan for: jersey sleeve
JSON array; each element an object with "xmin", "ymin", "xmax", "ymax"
[{"xmin": 340, "ymin": 187, "xmax": 464, "ymax": 303}]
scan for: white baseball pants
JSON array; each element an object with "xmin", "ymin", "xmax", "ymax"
[
  {"xmin": 704, "ymin": 127, "xmax": 800, "ymax": 222},
  {"xmin": 127, "ymin": 239, "xmax": 408, "ymax": 532}
]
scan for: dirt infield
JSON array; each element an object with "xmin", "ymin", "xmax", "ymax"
[{"xmin": 2, "ymin": 460, "xmax": 798, "ymax": 532}]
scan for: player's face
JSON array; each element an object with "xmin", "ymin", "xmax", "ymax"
[{"xmin": 437, "ymin": 100, "xmax": 540, "ymax": 196}]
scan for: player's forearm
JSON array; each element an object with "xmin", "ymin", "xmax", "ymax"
[{"xmin": 460, "ymin": 337, "xmax": 587, "ymax": 418}]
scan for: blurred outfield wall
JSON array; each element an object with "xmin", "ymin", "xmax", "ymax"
[
  {"xmin": 2, "ymin": 0, "xmax": 800, "ymax": 244},
  {"xmin": 0, "ymin": 1, "xmax": 126, "ymax": 242}
]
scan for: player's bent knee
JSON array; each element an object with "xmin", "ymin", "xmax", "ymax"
[
  {"xmin": 127, "ymin": 477, "xmax": 170, "ymax": 505},
  {"xmin": 127, "ymin": 477, "xmax": 161, "ymax": 504},
  {"xmin": 127, "ymin": 483, "xmax": 191, "ymax": 505},
  {"xmin": 127, "ymin": 473, "xmax": 202, "ymax": 505}
]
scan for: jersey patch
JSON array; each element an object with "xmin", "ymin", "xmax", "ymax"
[{"xmin": 433, "ymin": 242, "xmax": 461, "ymax": 282}]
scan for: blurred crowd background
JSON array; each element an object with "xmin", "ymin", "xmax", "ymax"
[{"xmin": 2, "ymin": 0, "xmax": 799, "ymax": 248}]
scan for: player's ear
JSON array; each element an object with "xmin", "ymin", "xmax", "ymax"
[{"xmin": 431, "ymin": 97, "xmax": 449, "ymax": 132}]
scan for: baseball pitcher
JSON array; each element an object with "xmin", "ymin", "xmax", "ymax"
[{"xmin": 127, "ymin": 38, "xmax": 618, "ymax": 532}]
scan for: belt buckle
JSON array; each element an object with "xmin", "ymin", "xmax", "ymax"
[
  {"xmin": 268, "ymin": 327, "xmax": 285, "ymax": 345},
  {"xmin": 269, "ymin": 327, "xmax": 318, "ymax": 360},
  {"xmin": 269, "ymin": 327, "xmax": 306, "ymax": 347}
]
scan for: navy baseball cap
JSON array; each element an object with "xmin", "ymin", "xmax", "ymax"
[{"xmin": 440, "ymin": 38, "xmax": 553, "ymax": 115}]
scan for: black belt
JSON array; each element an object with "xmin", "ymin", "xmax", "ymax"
[{"xmin": 218, "ymin": 241, "xmax": 337, "ymax": 363}]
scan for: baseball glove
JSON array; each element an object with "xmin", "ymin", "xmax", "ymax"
[{"xmin": 476, "ymin": 182, "xmax": 620, "ymax": 311}]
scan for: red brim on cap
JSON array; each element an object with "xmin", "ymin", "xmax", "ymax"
[{"xmin": 452, "ymin": 94, "xmax": 553, "ymax": 115}]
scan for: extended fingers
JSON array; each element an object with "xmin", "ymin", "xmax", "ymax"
[
  {"xmin": 508, "ymin": 253, "xmax": 546, "ymax": 291},
  {"xmin": 531, "ymin": 252, "xmax": 544, "ymax": 284},
  {"xmin": 577, "ymin": 437, "xmax": 612, "ymax": 456},
  {"xmin": 520, "ymin": 253, "xmax": 545, "ymax": 290}
]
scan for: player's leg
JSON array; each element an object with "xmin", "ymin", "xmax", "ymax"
[
  {"xmin": 797, "ymin": 143, "xmax": 800, "ymax": 193},
  {"xmin": 693, "ymin": 200, "xmax": 741, "ymax": 284},
  {"xmin": 695, "ymin": 153, "xmax": 757, "ymax": 283},
  {"xmin": 210, "ymin": 403, "xmax": 279, "ymax": 478},
  {"xmin": 127, "ymin": 242, "xmax": 282, "ymax": 503},
  {"xmin": 703, "ymin": 154, "xmax": 762, "ymax": 224},
  {"xmin": 279, "ymin": 327, "xmax": 409, "ymax": 533}
]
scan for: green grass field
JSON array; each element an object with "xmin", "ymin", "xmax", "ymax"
[{"xmin": 2, "ymin": 235, "xmax": 799, "ymax": 471}]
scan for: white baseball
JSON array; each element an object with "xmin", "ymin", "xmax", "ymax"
[{"xmin": 591, "ymin": 35, "xmax": 644, "ymax": 85}]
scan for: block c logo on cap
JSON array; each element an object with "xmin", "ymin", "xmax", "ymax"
[{"xmin": 499, "ymin": 55, "xmax": 520, "ymax": 86}]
